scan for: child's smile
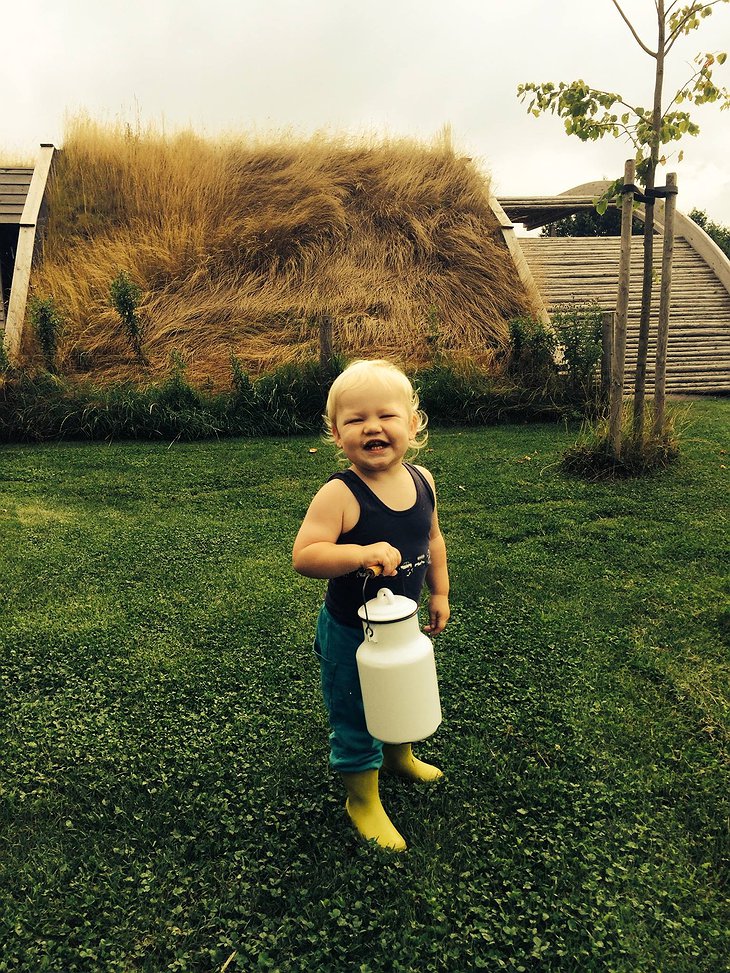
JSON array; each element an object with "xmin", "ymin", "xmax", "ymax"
[
  {"xmin": 332, "ymin": 382, "xmax": 417, "ymax": 473},
  {"xmin": 364, "ymin": 438, "xmax": 390, "ymax": 452}
]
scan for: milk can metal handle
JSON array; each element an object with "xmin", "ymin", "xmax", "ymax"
[{"xmin": 358, "ymin": 563, "xmax": 384, "ymax": 640}]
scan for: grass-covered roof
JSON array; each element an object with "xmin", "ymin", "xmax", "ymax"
[{"xmin": 27, "ymin": 119, "xmax": 535, "ymax": 387}]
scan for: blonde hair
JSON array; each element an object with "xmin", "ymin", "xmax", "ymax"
[{"xmin": 324, "ymin": 359, "xmax": 428, "ymax": 456}]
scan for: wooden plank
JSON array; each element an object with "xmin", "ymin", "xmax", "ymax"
[
  {"xmin": 3, "ymin": 224, "xmax": 35, "ymax": 360},
  {"xmin": 488, "ymin": 195, "xmax": 550, "ymax": 324},
  {"xmin": 19, "ymin": 145, "xmax": 55, "ymax": 227}
]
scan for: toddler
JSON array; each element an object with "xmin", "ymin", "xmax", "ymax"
[{"xmin": 293, "ymin": 359, "xmax": 450, "ymax": 850}]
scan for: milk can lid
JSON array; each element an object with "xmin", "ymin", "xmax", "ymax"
[{"xmin": 357, "ymin": 586, "xmax": 418, "ymax": 623}]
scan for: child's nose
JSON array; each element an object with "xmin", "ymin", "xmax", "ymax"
[{"xmin": 363, "ymin": 416, "xmax": 382, "ymax": 433}]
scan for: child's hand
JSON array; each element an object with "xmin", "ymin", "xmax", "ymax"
[
  {"xmin": 424, "ymin": 594, "xmax": 450, "ymax": 636},
  {"xmin": 360, "ymin": 543, "xmax": 401, "ymax": 577}
]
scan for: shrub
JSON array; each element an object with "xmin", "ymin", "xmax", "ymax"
[
  {"xmin": 0, "ymin": 356, "xmax": 591, "ymax": 443},
  {"xmin": 254, "ymin": 360, "xmax": 337, "ymax": 433},
  {"xmin": 507, "ymin": 315, "xmax": 557, "ymax": 388},
  {"xmin": 689, "ymin": 208, "xmax": 730, "ymax": 259},
  {"xmin": 109, "ymin": 271, "xmax": 146, "ymax": 363},
  {"xmin": 552, "ymin": 302, "xmax": 604, "ymax": 404},
  {"xmin": 562, "ymin": 403, "xmax": 682, "ymax": 479},
  {"xmin": 229, "ymin": 354, "xmax": 256, "ymax": 423},
  {"xmin": 156, "ymin": 352, "xmax": 202, "ymax": 413},
  {"xmin": 416, "ymin": 362, "xmax": 501, "ymax": 425},
  {"xmin": 29, "ymin": 296, "xmax": 64, "ymax": 372},
  {"xmin": 415, "ymin": 361, "xmax": 570, "ymax": 426}
]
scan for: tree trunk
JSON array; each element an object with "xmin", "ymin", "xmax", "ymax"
[
  {"xmin": 652, "ymin": 172, "xmax": 677, "ymax": 438},
  {"xmin": 632, "ymin": 171, "xmax": 655, "ymax": 440}
]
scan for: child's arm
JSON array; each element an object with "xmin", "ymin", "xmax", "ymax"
[
  {"xmin": 292, "ymin": 479, "xmax": 401, "ymax": 579},
  {"xmin": 417, "ymin": 467, "xmax": 450, "ymax": 636}
]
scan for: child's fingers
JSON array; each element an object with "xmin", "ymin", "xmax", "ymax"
[
  {"xmin": 423, "ymin": 614, "xmax": 443, "ymax": 635},
  {"xmin": 362, "ymin": 543, "xmax": 401, "ymax": 576}
]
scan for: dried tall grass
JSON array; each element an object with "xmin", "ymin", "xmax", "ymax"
[{"xmin": 27, "ymin": 117, "xmax": 535, "ymax": 387}]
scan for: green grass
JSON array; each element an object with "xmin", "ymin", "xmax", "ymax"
[{"xmin": 1, "ymin": 400, "xmax": 728, "ymax": 972}]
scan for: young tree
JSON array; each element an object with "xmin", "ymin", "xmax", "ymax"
[{"xmin": 518, "ymin": 0, "xmax": 730, "ymax": 448}]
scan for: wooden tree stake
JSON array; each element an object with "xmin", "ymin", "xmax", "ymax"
[
  {"xmin": 609, "ymin": 159, "xmax": 635, "ymax": 459},
  {"xmin": 318, "ymin": 313, "xmax": 333, "ymax": 372},
  {"xmin": 652, "ymin": 172, "xmax": 677, "ymax": 438},
  {"xmin": 601, "ymin": 309, "xmax": 614, "ymax": 407}
]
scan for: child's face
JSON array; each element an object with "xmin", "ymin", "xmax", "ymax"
[{"xmin": 332, "ymin": 378, "xmax": 417, "ymax": 473}]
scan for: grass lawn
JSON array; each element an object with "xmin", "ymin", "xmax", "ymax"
[{"xmin": 1, "ymin": 400, "xmax": 728, "ymax": 972}]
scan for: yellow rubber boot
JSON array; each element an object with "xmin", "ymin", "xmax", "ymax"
[
  {"xmin": 382, "ymin": 743, "xmax": 443, "ymax": 782},
  {"xmin": 340, "ymin": 770, "xmax": 407, "ymax": 851}
]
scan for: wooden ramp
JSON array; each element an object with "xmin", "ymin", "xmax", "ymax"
[
  {"xmin": 496, "ymin": 183, "xmax": 730, "ymax": 395},
  {"xmin": 0, "ymin": 146, "xmax": 55, "ymax": 360},
  {"xmin": 0, "ymin": 167, "xmax": 34, "ymax": 331},
  {"xmin": 1, "ymin": 167, "xmax": 34, "ymax": 223}
]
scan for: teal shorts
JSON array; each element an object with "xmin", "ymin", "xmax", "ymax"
[{"xmin": 314, "ymin": 604, "xmax": 383, "ymax": 773}]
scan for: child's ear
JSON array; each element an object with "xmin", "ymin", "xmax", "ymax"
[{"xmin": 332, "ymin": 424, "xmax": 343, "ymax": 446}]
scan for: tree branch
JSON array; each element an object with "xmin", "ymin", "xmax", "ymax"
[
  {"xmin": 666, "ymin": 1, "xmax": 725, "ymax": 55},
  {"xmin": 611, "ymin": 0, "xmax": 658, "ymax": 56}
]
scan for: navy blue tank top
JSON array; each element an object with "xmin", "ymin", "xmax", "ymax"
[{"xmin": 324, "ymin": 462, "xmax": 435, "ymax": 628}]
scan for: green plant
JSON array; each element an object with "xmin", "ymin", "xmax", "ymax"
[
  {"xmin": 562, "ymin": 401, "xmax": 682, "ymax": 479},
  {"xmin": 0, "ymin": 341, "xmax": 10, "ymax": 375},
  {"xmin": 29, "ymin": 296, "xmax": 64, "ymax": 372},
  {"xmin": 507, "ymin": 316, "xmax": 558, "ymax": 387},
  {"xmin": 0, "ymin": 357, "xmax": 597, "ymax": 444},
  {"xmin": 552, "ymin": 302, "xmax": 604, "ymax": 403},
  {"xmin": 425, "ymin": 305, "xmax": 444, "ymax": 363},
  {"xmin": 254, "ymin": 360, "xmax": 337, "ymax": 433},
  {"xmin": 156, "ymin": 351, "xmax": 203, "ymax": 413},
  {"xmin": 229, "ymin": 354, "xmax": 256, "ymax": 419},
  {"xmin": 689, "ymin": 207, "xmax": 730, "ymax": 258},
  {"xmin": 109, "ymin": 270, "xmax": 146, "ymax": 363}
]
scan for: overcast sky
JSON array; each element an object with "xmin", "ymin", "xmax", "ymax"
[{"xmin": 3, "ymin": 0, "xmax": 729, "ymax": 225}]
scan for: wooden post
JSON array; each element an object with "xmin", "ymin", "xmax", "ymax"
[
  {"xmin": 0, "ymin": 260, "xmax": 6, "ymax": 330},
  {"xmin": 609, "ymin": 159, "xmax": 635, "ymax": 459},
  {"xmin": 652, "ymin": 172, "xmax": 677, "ymax": 438},
  {"xmin": 601, "ymin": 309, "xmax": 614, "ymax": 406},
  {"xmin": 318, "ymin": 313, "xmax": 333, "ymax": 372}
]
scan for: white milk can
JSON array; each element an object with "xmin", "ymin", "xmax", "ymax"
[{"xmin": 356, "ymin": 587, "xmax": 442, "ymax": 744}]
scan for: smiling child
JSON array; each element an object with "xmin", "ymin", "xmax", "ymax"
[{"xmin": 293, "ymin": 359, "xmax": 450, "ymax": 850}]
